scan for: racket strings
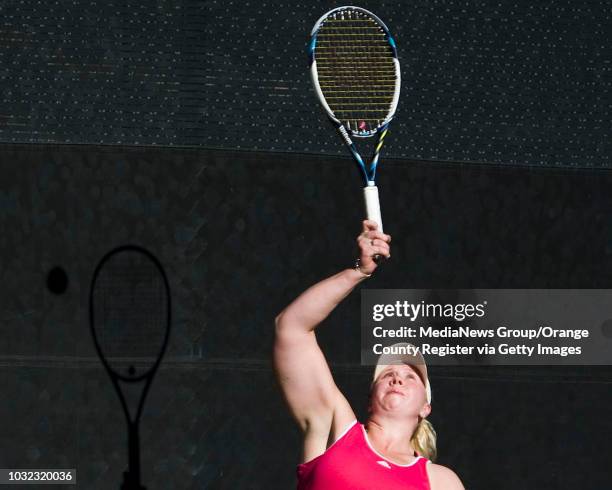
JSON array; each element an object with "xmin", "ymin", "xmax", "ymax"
[
  {"xmin": 93, "ymin": 251, "xmax": 168, "ymax": 374},
  {"xmin": 315, "ymin": 9, "xmax": 398, "ymax": 133}
]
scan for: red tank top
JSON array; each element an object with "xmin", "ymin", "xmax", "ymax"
[{"xmin": 297, "ymin": 421, "xmax": 431, "ymax": 490}]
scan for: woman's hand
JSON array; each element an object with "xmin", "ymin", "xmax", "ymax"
[{"xmin": 356, "ymin": 220, "xmax": 392, "ymax": 276}]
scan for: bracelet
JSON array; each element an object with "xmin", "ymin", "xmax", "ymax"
[{"xmin": 354, "ymin": 258, "xmax": 372, "ymax": 278}]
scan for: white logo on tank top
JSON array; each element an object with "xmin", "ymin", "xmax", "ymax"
[{"xmin": 376, "ymin": 460, "xmax": 391, "ymax": 469}]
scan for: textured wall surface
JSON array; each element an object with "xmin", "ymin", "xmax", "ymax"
[
  {"xmin": 0, "ymin": 1, "xmax": 610, "ymax": 167},
  {"xmin": 0, "ymin": 144, "xmax": 611, "ymax": 489}
]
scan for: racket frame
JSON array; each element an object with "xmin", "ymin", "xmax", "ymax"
[{"xmin": 309, "ymin": 6, "xmax": 400, "ymax": 140}]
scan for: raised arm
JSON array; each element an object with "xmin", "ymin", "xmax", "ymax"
[{"xmin": 273, "ymin": 220, "xmax": 391, "ymax": 461}]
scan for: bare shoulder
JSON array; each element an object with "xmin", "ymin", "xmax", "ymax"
[{"xmin": 426, "ymin": 462, "xmax": 465, "ymax": 490}]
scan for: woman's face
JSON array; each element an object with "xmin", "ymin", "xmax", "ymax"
[{"xmin": 370, "ymin": 364, "xmax": 431, "ymax": 418}]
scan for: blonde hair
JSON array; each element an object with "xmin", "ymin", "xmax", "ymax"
[{"xmin": 411, "ymin": 418, "xmax": 437, "ymax": 462}]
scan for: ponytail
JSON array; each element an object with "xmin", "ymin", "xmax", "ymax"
[{"xmin": 411, "ymin": 418, "xmax": 437, "ymax": 462}]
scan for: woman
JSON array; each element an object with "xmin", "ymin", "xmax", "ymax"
[{"xmin": 274, "ymin": 220, "xmax": 465, "ymax": 490}]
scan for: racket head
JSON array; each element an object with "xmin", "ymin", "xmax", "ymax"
[
  {"xmin": 309, "ymin": 6, "xmax": 401, "ymax": 138},
  {"xmin": 89, "ymin": 245, "xmax": 171, "ymax": 383}
]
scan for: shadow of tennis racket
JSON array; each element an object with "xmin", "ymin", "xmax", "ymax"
[{"xmin": 90, "ymin": 245, "xmax": 171, "ymax": 490}]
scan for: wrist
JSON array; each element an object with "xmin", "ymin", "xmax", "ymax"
[{"xmin": 354, "ymin": 258, "xmax": 374, "ymax": 278}]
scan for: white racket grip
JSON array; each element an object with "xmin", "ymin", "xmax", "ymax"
[{"xmin": 363, "ymin": 185, "xmax": 383, "ymax": 232}]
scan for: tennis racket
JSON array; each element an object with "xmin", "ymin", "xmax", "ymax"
[
  {"xmin": 309, "ymin": 6, "xmax": 401, "ymax": 232},
  {"xmin": 90, "ymin": 245, "xmax": 171, "ymax": 490}
]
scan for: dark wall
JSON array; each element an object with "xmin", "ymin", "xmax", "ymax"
[
  {"xmin": 1, "ymin": 0, "xmax": 610, "ymax": 167},
  {"xmin": 0, "ymin": 144, "xmax": 611, "ymax": 489}
]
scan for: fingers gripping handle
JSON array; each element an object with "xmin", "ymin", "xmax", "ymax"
[{"xmin": 363, "ymin": 185, "xmax": 383, "ymax": 233}]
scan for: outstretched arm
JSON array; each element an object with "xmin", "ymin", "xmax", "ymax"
[{"xmin": 273, "ymin": 220, "xmax": 391, "ymax": 461}]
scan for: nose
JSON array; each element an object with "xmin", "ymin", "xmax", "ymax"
[{"xmin": 390, "ymin": 374, "xmax": 403, "ymax": 386}]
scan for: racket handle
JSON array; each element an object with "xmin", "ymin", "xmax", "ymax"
[{"xmin": 363, "ymin": 185, "xmax": 383, "ymax": 233}]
